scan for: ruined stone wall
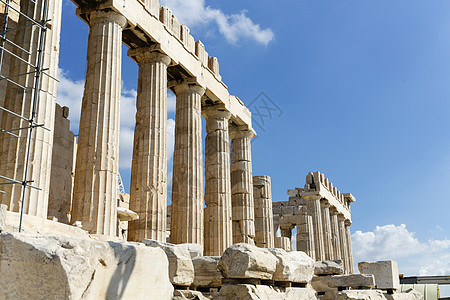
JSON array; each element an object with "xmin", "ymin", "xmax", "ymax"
[{"xmin": 48, "ymin": 104, "xmax": 76, "ymax": 224}]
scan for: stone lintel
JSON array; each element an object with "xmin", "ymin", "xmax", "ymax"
[{"xmin": 73, "ymin": 0, "xmax": 252, "ymax": 127}]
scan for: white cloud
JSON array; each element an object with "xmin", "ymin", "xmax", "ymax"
[
  {"xmin": 168, "ymin": 92, "xmax": 176, "ymax": 113},
  {"xmin": 352, "ymin": 224, "xmax": 450, "ymax": 276},
  {"xmin": 56, "ymin": 69, "xmax": 83, "ymax": 133},
  {"xmin": 56, "ymin": 69, "xmax": 176, "ymax": 172},
  {"xmin": 160, "ymin": 0, "xmax": 274, "ymax": 45}
]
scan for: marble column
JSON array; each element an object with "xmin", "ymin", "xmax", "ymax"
[
  {"xmin": 321, "ymin": 200, "xmax": 334, "ymax": 260},
  {"xmin": 253, "ymin": 175, "xmax": 274, "ymax": 248},
  {"xmin": 304, "ymin": 195, "xmax": 325, "ymax": 260},
  {"xmin": 0, "ymin": 0, "xmax": 63, "ymax": 218},
  {"xmin": 230, "ymin": 125, "xmax": 255, "ymax": 245},
  {"xmin": 338, "ymin": 213, "xmax": 350, "ymax": 273},
  {"xmin": 330, "ymin": 207, "xmax": 342, "ymax": 260},
  {"xmin": 71, "ymin": 11, "xmax": 126, "ymax": 235},
  {"xmin": 203, "ymin": 106, "xmax": 232, "ymax": 256},
  {"xmin": 170, "ymin": 83, "xmax": 205, "ymax": 245},
  {"xmin": 127, "ymin": 49, "xmax": 171, "ymax": 242},
  {"xmin": 297, "ymin": 213, "xmax": 315, "ymax": 260},
  {"xmin": 345, "ymin": 220, "xmax": 354, "ymax": 273}
]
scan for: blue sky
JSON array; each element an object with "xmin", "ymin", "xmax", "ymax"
[{"xmin": 57, "ymin": 0, "xmax": 450, "ymax": 281}]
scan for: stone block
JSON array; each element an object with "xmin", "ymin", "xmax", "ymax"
[
  {"xmin": 211, "ymin": 284, "xmax": 317, "ymax": 300},
  {"xmin": 192, "ymin": 256, "xmax": 222, "ymax": 288},
  {"xmin": 315, "ymin": 260, "xmax": 344, "ymax": 275},
  {"xmin": 218, "ymin": 243, "xmax": 277, "ymax": 279},
  {"xmin": 323, "ymin": 290, "xmax": 387, "ymax": 300},
  {"xmin": 177, "ymin": 243, "xmax": 203, "ymax": 258},
  {"xmin": 0, "ymin": 204, "xmax": 6, "ymax": 232},
  {"xmin": 173, "ymin": 290, "xmax": 209, "ymax": 300},
  {"xmin": 386, "ymin": 288, "xmax": 423, "ymax": 300},
  {"xmin": 0, "ymin": 233, "xmax": 173, "ymax": 299},
  {"xmin": 312, "ymin": 274, "xmax": 375, "ymax": 292},
  {"xmin": 142, "ymin": 239, "xmax": 194, "ymax": 286},
  {"xmin": 358, "ymin": 261, "xmax": 400, "ymax": 290},
  {"xmin": 268, "ymin": 248, "xmax": 314, "ymax": 283}
]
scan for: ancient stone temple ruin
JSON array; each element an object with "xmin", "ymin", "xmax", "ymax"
[
  {"xmin": 0, "ymin": 0, "xmax": 426, "ymax": 299},
  {"xmin": 273, "ymin": 171, "xmax": 355, "ymax": 274}
]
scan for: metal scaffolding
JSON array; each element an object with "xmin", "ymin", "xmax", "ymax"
[{"xmin": 0, "ymin": 0, "xmax": 55, "ymax": 231}]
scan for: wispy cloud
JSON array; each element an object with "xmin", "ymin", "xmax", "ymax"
[
  {"xmin": 352, "ymin": 224, "xmax": 450, "ymax": 276},
  {"xmin": 160, "ymin": 0, "xmax": 274, "ymax": 45}
]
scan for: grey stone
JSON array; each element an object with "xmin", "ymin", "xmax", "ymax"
[
  {"xmin": 142, "ymin": 239, "xmax": 194, "ymax": 286},
  {"xmin": 193, "ymin": 256, "xmax": 223, "ymax": 288},
  {"xmin": 0, "ymin": 232, "xmax": 173, "ymax": 300},
  {"xmin": 358, "ymin": 261, "xmax": 400, "ymax": 290},
  {"xmin": 315, "ymin": 260, "xmax": 344, "ymax": 275},
  {"xmin": 218, "ymin": 243, "xmax": 277, "ymax": 279},
  {"xmin": 211, "ymin": 284, "xmax": 317, "ymax": 300},
  {"xmin": 178, "ymin": 243, "xmax": 203, "ymax": 258},
  {"xmin": 312, "ymin": 274, "xmax": 375, "ymax": 292},
  {"xmin": 269, "ymin": 248, "xmax": 315, "ymax": 283}
]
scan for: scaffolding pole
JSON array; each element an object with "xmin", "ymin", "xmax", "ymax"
[{"xmin": 0, "ymin": 0, "xmax": 53, "ymax": 232}]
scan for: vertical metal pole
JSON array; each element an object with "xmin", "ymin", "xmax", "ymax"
[{"xmin": 18, "ymin": 0, "xmax": 48, "ymax": 232}]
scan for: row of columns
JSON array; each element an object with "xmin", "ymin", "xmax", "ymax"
[
  {"xmin": 67, "ymin": 10, "xmax": 256, "ymax": 256},
  {"xmin": 301, "ymin": 195, "xmax": 354, "ymax": 273}
]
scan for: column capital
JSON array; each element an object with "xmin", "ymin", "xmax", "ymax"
[
  {"xmin": 320, "ymin": 199, "xmax": 330, "ymax": 208},
  {"xmin": 337, "ymin": 213, "xmax": 346, "ymax": 221},
  {"xmin": 229, "ymin": 124, "xmax": 256, "ymax": 139},
  {"xmin": 173, "ymin": 82, "xmax": 205, "ymax": 96},
  {"xmin": 87, "ymin": 10, "xmax": 127, "ymax": 28},
  {"xmin": 329, "ymin": 206, "xmax": 339, "ymax": 214},
  {"xmin": 203, "ymin": 105, "xmax": 231, "ymax": 120},
  {"xmin": 302, "ymin": 194, "xmax": 322, "ymax": 202},
  {"xmin": 128, "ymin": 48, "xmax": 171, "ymax": 66},
  {"xmin": 345, "ymin": 219, "xmax": 352, "ymax": 226}
]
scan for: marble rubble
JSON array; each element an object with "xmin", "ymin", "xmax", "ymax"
[{"xmin": 0, "ymin": 0, "xmax": 426, "ymax": 298}]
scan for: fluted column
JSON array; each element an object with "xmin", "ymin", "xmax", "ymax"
[
  {"xmin": 203, "ymin": 106, "xmax": 232, "ymax": 256},
  {"xmin": 0, "ymin": 0, "xmax": 63, "ymax": 218},
  {"xmin": 71, "ymin": 11, "xmax": 126, "ymax": 235},
  {"xmin": 304, "ymin": 195, "xmax": 325, "ymax": 260},
  {"xmin": 338, "ymin": 213, "xmax": 349, "ymax": 273},
  {"xmin": 297, "ymin": 213, "xmax": 315, "ymax": 260},
  {"xmin": 170, "ymin": 83, "xmax": 205, "ymax": 245},
  {"xmin": 345, "ymin": 220, "xmax": 354, "ymax": 273},
  {"xmin": 321, "ymin": 200, "xmax": 334, "ymax": 260},
  {"xmin": 330, "ymin": 206, "xmax": 342, "ymax": 260},
  {"xmin": 253, "ymin": 175, "xmax": 274, "ymax": 248},
  {"xmin": 230, "ymin": 125, "xmax": 255, "ymax": 245},
  {"xmin": 127, "ymin": 49, "xmax": 171, "ymax": 242}
]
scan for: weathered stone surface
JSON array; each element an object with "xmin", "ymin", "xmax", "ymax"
[
  {"xmin": 386, "ymin": 289, "xmax": 423, "ymax": 300},
  {"xmin": 0, "ymin": 233, "xmax": 173, "ymax": 300},
  {"xmin": 315, "ymin": 260, "xmax": 344, "ymax": 275},
  {"xmin": 203, "ymin": 107, "xmax": 233, "ymax": 256},
  {"xmin": 218, "ymin": 243, "xmax": 277, "ymax": 279},
  {"xmin": 193, "ymin": 256, "xmax": 222, "ymax": 288},
  {"xmin": 212, "ymin": 284, "xmax": 317, "ymax": 300},
  {"xmin": 322, "ymin": 290, "xmax": 387, "ymax": 300},
  {"xmin": 0, "ymin": 204, "xmax": 6, "ymax": 232},
  {"xmin": 358, "ymin": 261, "xmax": 400, "ymax": 290},
  {"xmin": 142, "ymin": 239, "xmax": 194, "ymax": 286},
  {"xmin": 312, "ymin": 274, "xmax": 375, "ymax": 292},
  {"xmin": 173, "ymin": 290, "xmax": 209, "ymax": 300},
  {"xmin": 178, "ymin": 243, "xmax": 203, "ymax": 258},
  {"xmin": 71, "ymin": 11, "xmax": 127, "ymax": 236},
  {"xmin": 170, "ymin": 84, "xmax": 205, "ymax": 246},
  {"xmin": 269, "ymin": 248, "xmax": 314, "ymax": 283}
]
